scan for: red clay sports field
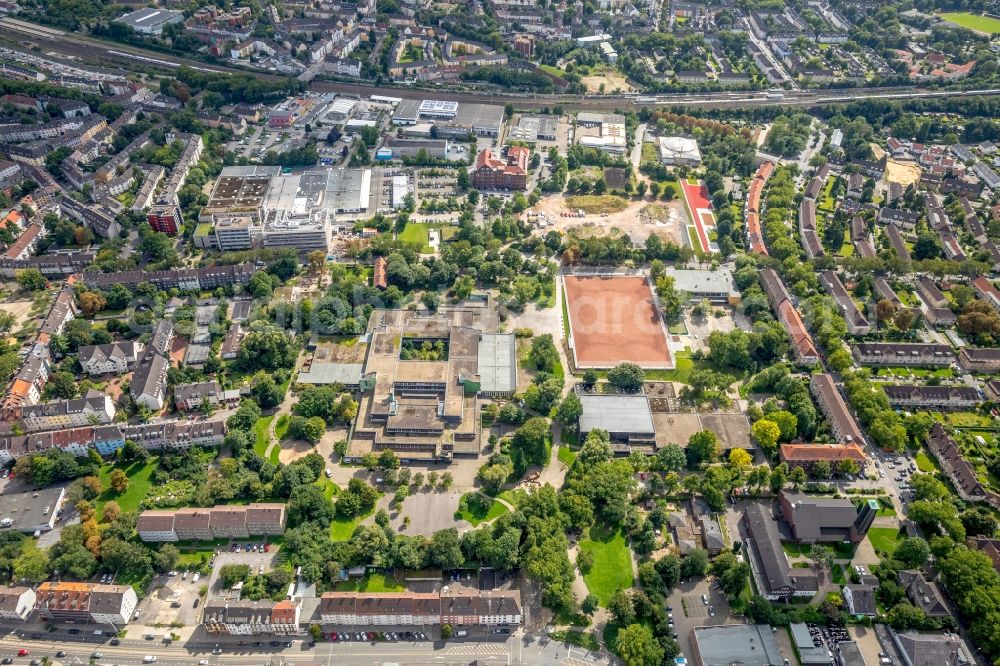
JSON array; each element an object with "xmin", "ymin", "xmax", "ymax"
[
  {"xmin": 679, "ymin": 179, "xmax": 717, "ymax": 254},
  {"xmin": 563, "ymin": 274, "xmax": 674, "ymax": 369}
]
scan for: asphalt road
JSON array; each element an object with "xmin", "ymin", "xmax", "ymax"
[{"xmin": 0, "ymin": 632, "xmax": 612, "ymax": 666}]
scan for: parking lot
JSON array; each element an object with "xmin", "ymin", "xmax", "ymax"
[
  {"xmin": 208, "ymin": 543, "xmax": 279, "ymax": 592},
  {"xmin": 139, "ymin": 572, "xmax": 206, "ymax": 627},
  {"xmin": 666, "ymin": 576, "xmax": 734, "ymax": 657}
]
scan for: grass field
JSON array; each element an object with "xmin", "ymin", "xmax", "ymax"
[
  {"xmin": 940, "ymin": 12, "xmax": 1000, "ymax": 34},
  {"xmin": 868, "ymin": 527, "xmax": 904, "ymax": 556},
  {"xmin": 915, "ymin": 450, "xmax": 938, "ymax": 473},
  {"xmin": 538, "ymin": 64, "xmax": 567, "ymax": 78},
  {"xmin": 549, "ymin": 630, "xmax": 600, "ymax": 651},
  {"xmin": 334, "ymin": 573, "xmax": 404, "ymax": 592},
  {"xmin": 275, "ymin": 414, "xmax": 290, "ymax": 440},
  {"xmin": 565, "ymin": 195, "xmax": 629, "ymax": 215},
  {"xmin": 398, "ymin": 223, "xmax": 453, "ymax": 253},
  {"xmin": 96, "ymin": 459, "xmax": 157, "ymax": 518},
  {"xmin": 558, "ymin": 445, "xmax": 577, "ymax": 467},
  {"xmin": 254, "ymin": 416, "xmax": 274, "ymax": 458},
  {"xmin": 455, "ymin": 492, "xmax": 510, "ymax": 526},
  {"xmin": 580, "ymin": 525, "xmax": 633, "ymax": 605},
  {"xmin": 330, "ymin": 497, "xmax": 382, "ymax": 541}
]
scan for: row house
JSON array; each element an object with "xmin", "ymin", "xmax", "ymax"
[
  {"xmin": 819, "ymin": 271, "xmax": 870, "ymax": 335},
  {"xmin": 131, "ymin": 165, "xmax": 165, "ymax": 213},
  {"xmin": 122, "ymin": 418, "xmax": 226, "ymax": 451},
  {"xmin": 79, "ymin": 263, "xmax": 259, "ymax": 291},
  {"xmin": 958, "ymin": 347, "xmax": 1000, "ymax": 373},
  {"xmin": 885, "ymin": 223, "xmax": 911, "ymax": 261},
  {"xmin": 916, "ymin": 276, "xmax": 948, "ymax": 309},
  {"xmin": 34, "ymin": 582, "xmax": 137, "ymax": 626},
  {"xmin": 0, "ymin": 343, "xmax": 50, "ymax": 418},
  {"xmin": 810, "ymin": 373, "xmax": 865, "ymax": 445},
  {"xmin": 759, "ymin": 269, "xmax": 818, "ymax": 363},
  {"xmin": 926, "ymin": 307, "xmax": 957, "ymax": 328},
  {"xmin": 56, "ymin": 197, "xmax": 121, "ymax": 239},
  {"xmin": 95, "ymin": 129, "xmax": 154, "ymax": 184},
  {"xmin": 38, "ymin": 281, "xmax": 77, "ymax": 338},
  {"xmin": 77, "ymin": 341, "xmax": 144, "ymax": 376},
  {"xmin": 851, "ymin": 342, "xmax": 955, "ymax": 367},
  {"xmin": 883, "ymin": 385, "xmax": 980, "ymax": 410},
  {"xmin": 203, "ymin": 599, "xmax": 301, "ymax": 636},
  {"xmin": 878, "ymin": 207, "xmax": 919, "ymax": 231},
  {"xmin": 779, "ymin": 442, "xmax": 867, "ymax": 472},
  {"xmin": 4, "ymin": 223, "xmax": 42, "ymax": 261},
  {"xmin": 874, "ymin": 278, "xmax": 903, "ymax": 308},
  {"xmin": 20, "ymin": 393, "xmax": 116, "ymax": 432},
  {"xmin": 799, "ymin": 199, "xmax": 824, "ymax": 259},
  {"xmin": 136, "ymin": 503, "xmax": 286, "ymax": 542},
  {"xmin": 318, "ymin": 590, "xmax": 522, "ymax": 627},
  {"xmin": 0, "ymin": 252, "xmax": 96, "ymax": 279},
  {"xmin": 129, "ymin": 354, "xmax": 169, "ymax": 411},
  {"xmin": 973, "ymin": 276, "xmax": 1000, "ymax": 313},
  {"xmin": 926, "ymin": 423, "xmax": 1000, "ymax": 510}
]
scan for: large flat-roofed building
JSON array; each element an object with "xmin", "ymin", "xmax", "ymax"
[
  {"xmin": 576, "ymin": 113, "xmax": 627, "ymax": 155},
  {"xmin": 0, "ymin": 487, "xmax": 65, "ymax": 533},
  {"xmin": 201, "ymin": 166, "xmax": 281, "ymax": 222},
  {"xmin": 661, "ymin": 267, "xmax": 739, "ymax": 305},
  {"xmin": 690, "ymin": 624, "xmax": 783, "ymax": 666},
  {"xmin": 508, "ymin": 115, "xmax": 558, "ymax": 143},
  {"xmin": 476, "ymin": 334, "xmax": 517, "ymax": 398},
  {"xmin": 214, "ymin": 216, "xmax": 259, "ymax": 251},
  {"xmin": 116, "ymin": 7, "xmax": 184, "ymax": 34},
  {"xmin": 348, "ymin": 299, "xmax": 512, "ymax": 463},
  {"xmin": 392, "ymin": 100, "xmax": 504, "ymax": 138},
  {"xmin": 578, "ymin": 394, "xmax": 655, "ymax": 452},
  {"xmin": 262, "ymin": 209, "xmax": 330, "ymax": 251}
]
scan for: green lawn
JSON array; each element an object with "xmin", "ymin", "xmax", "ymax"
[
  {"xmin": 275, "ymin": 414, "xmax": 290, "ymax": 440},
  {"xmin": 644, "ymin": 350, "xmax": 697, "ymax": 384},
  {"xmin": 539, "ymin": 64, "xmax": 567, "ymax": 77},
  {"xmin": 915, "ymin": 451, "xmax": 938, "ymax": 473},
  {"xmin": 398, "ymin": 223, "xmax": 430, "ymax": 251},
  {"xmin": 497, "ymin": 488, "xmax": 528, "ymax": 507},
  {"xmin": 455, "ymin": 493, "xmax": 510, "ymax": 526},
  {"xmin": 330, "ymin": 498, "xmax": 381, "ymax": 541},
  {"xmin": 868, "ymin": 527, "xmax": 905, "ymax": 556},
  {"xmin": 580, "ymin": 525, "xmax": 633, "ymax": 605},
  {"xmin": 782, "ymin": 542, "xmax": 806, "ymax": 557},
  {"xmin": 315, "ymin": 477, "xmax": 338, "ymax": 502},
  {"xmin": 96, "ymin": 459, "xmax": 157, "ymax": 518},
  {"xmin": 334, "ymin": 573, "xmax": 404, "ymax": 592},
  {"xmin": 254, "ymin": 416, "xmax": 274, "ymax": 458},
  {"xmin": 549, "ymin": 630, "xmax": 600, "ymax": 651},
  {"xmin": 940, "ymin": 11, "xmax": 1000, "ymax": 34},
  {"xmin": 558, "ymin": 445, "xmax": 577, "ymax": 467}
]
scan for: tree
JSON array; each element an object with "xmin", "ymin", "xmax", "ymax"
[
  {"xmin": 441, "ymin": 624, "xmax": 453, "ymax": 639},
  {"xmin": 556, "ymin": 393, "xmax": 583, "ymax": 425},
  {"xmin": 109, "ymin": 469, "xmax": 129, "ymax": 494},
  {"xmin": 686, "ymin": 430, "xmax": 719, "ymax": 466},
  {"xmin": 218, "ymin": 564, "xmax": 250, "ymax": 588},
  {"xmin": 769, "ymin": 465, "xmax": 787, "ymax": 492},
  {"xmin": 379, "ymin": 450, "xmax": 401, "ymax": 470},
  {"xmin": 429, "ymin": 528, "xmax": 464, "ymax": 569},
  {"xmin": 608, "ymin": 363, "xmax": 645, "ymax": 392},
  {"xmin": 751, "ymin": 419, "xmax": 781, "ymax": 452},
  {"xmin": 728, "ymin": 449, "xmax": 752, "ymax": 469},
  {"xmin": 789, "ymin": 465, "xmax": 807, "ymax": 488},
  {"xmin": 250, "ymin": 375, "xmax": 282, "ymax": 409},
  {"xmin": 812, "ymin": 460, "xmax": 832, "ymax": 479},
  {"xmin": 608, "ymin": 590, "xmax": 635, "ymax": 625},
  {"xmin": 578, "ymin": 429, "xmax": 614, "ymax": 467},
  {"xmin": 615, "ymin": 623, "xmax": 664, "ymax": 666},
  {"xmin": 680, "ymin": 548, "xmax": 709, "ymax": 579},
  {"xmin": 836, "ymin": 459, "xmax": 859, "ymax": 476},
  {"xmin": 656, "ymin": 444, "xmax": 686, "ymax": 473},
  {"xmin": 582, "ymin": 593, "xmax": 599, "ymax": 615},
  {"xmin": 13, "ymin": 542, "xmax": 48, "ymax": 583},
  {"xmin": 512, "ymin": 417, "xmax": 549, "ymax": 467},
  {"xmin": 894, "ymin": 537, "xmax": 930, "ymax": 567},
  {"xmin": 16, "ymin": 268, "xmax": 46, "ymax": 291},
  {"xmin": 582, "ymin": 370, "xmax": 599, "ymax": 389}
]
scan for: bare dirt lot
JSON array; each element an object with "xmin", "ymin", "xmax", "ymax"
[
  {"xmin": 532, "ymin": 195, "xmax": 686, "ymax": 246},
  {"xmin": 884, "ymin": 159, "xmax": 922, "ymax": 187},
  {"xmin": 0, "ymin": 298, "xmax": 34, "ymax": 332},
  {"xmin": 581, "ymin": 67, "xmax": 635, "ymax": 93}
]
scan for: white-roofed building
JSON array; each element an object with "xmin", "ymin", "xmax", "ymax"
[
  {"xmin": 116, "ymin": 7, "xmax": 184, "ymax": 34},
  {"xmin": 658, "ymin": 136, "xmax": 702, "ymax": 166}
]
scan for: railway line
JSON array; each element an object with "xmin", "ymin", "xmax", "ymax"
[{"xmin": 0, "ymin": 16, "xmax": 999, "ymax": 111}]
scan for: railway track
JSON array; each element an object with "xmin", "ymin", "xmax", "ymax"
[{"xmin": 1, "ymin": 16, "xmax": 999, "ymax": 111}]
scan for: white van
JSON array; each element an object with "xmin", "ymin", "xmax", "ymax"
[{"xmin": 143, "ymin": 656, "xmax": 158, "ymax": 663}]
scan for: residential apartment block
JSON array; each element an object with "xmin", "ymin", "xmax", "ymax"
[
  {"xmin": 852, "ymin": 342, "xmax": 955, "ymax": 367},
  {"xmin": 810, "ymin": 374, "xmax": 864, "ymax": 445},
  {"xmin": 34, "ymin": 582, "xmax": 137, "ymax": 625},
  {"xmin": 77, "ymin": 341, "xmax": 144, "ymax": 376},
  {"xmin": 136, "ymin": 503, "xmax": 286, "ymax": 542},
  {"xmin": 318, "ymin": 590, "xmax": 522, "ymax": 627}
]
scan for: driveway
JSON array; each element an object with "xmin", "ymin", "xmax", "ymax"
[{"xmin": 667, "ymin": 576, "xmax": 734, "ymax": 658}]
